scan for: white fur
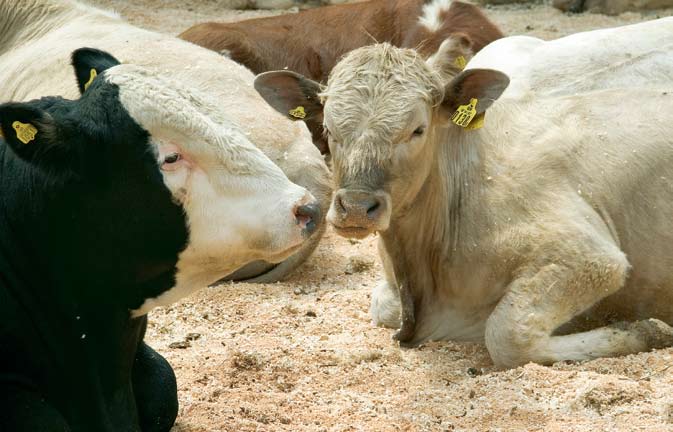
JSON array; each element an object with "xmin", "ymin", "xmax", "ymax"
[
  {"xmin": 467, "ymin": 17, "xmax": 673, "ymax": 97},
  {"xmin": 418, "ymin": 0, "xmax": 454, "ymax": 32}
]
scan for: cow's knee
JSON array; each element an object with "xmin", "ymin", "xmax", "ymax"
[
  {"xmin": 370, "ymin": 281, "xmax": 401, "ymax": 329},
  {"xmin": 485, "ymin": 311, "xmax": 549, "ymax": 367},
  {"xmin": 0, "ymin": 385, "xmax": 70, "ymax": 432},
  {"xmin": 133, "ymin": 343, "xmax": 178, "ymax": 432},
  {"xmin": 486, "ymin": 253, "xmax": 631, "ymax": 367}
]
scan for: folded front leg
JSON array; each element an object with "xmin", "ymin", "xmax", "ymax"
[{"xmin": 484, "ymin": 244, "xmax": 672, "ymax": 367}]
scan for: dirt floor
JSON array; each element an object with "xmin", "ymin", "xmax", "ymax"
[{"xmin": 86, "ymin": 1, "xmax": 673, "ymax": 430}]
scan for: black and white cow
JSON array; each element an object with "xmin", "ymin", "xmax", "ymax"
[{"xmin": 0, "ymin": 48, "xmax": 319, "ymax": 431}]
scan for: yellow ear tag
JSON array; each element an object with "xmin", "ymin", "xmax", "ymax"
[
  {"xmin": 454, "ymin": 56, "xmax": 467, "ymax": 70},
  {"xmin": 465, "ymin": 112, "xmax": 485, "ymax": 131},
  {"xmin": 12, "ymin": 121, "xmax": 38, "ymax": 144},
  {"xmin": 84, "ymin": 68, "xmax": 98, "ymax": 91},
  {"xmin": 451, "ymin": 98, "xmax": 478, "ymax": 128},
  {"xmin": 289, "ymin": 106, "xmax": 307, "ymax": 119}
]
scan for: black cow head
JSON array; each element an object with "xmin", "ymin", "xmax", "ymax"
[{"xmin": 0, "ymin": 48, "xmax": 188, "ymax": 311}]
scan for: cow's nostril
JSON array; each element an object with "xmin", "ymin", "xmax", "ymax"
[
  {"xmin": 295, "ymin": 202, "xmax": 321, "ymax": 235},
  {"xmin": 366, "ymin": 200, "xmax": 381, "ymax": 218},
  {"xmin": 336, "ymin": 194, "xmax": 347, "ymax": 213}
]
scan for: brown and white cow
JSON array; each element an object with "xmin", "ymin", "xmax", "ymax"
[
  {"xmin": 180, "ymin": 0, "xmax": 503, "ymax": 153},
  {"xmin": 255, "ymin": 17, "xmax": 673, "ymax": 367}
]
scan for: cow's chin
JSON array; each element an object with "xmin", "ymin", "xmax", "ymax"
[{"xmin": 331, "ymin": 224, "xmax": 376, "ymax": 239}]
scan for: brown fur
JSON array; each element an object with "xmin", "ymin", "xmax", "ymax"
[{"xmin": 180, "ymin": 0, "xmax": 502, "ymax": 82}]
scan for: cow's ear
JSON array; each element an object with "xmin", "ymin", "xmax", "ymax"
[
  {"xmin": 71, "ymin": 47, "xmax": 121, "ymax": 94},
  {"xmin": 440, "ymin": 68, "xmax": 509, "ymax": 128},
  {"xmin": 427, "ymin": 34, "xmax": 474, "ymax": 82},
  {"xmin": 0, "ymin": 103, "xmax": 63, "ymax": 164},
  {"xmin": 254, "ymin": 71, "xmax": 323, "ymax": 122}
]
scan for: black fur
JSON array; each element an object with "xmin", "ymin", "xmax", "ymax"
[{"xmin": 0, "ymin": 49, "xmax": 187, "ymax": 431}]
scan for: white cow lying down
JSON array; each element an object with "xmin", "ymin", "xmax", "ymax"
[
  {"xmin": 0, "ymin": 0, "xmax": 331, "ymax": 287},
  {"xmin": 256, "ymin": 17, "xmax": 673, "ymax": 367}
]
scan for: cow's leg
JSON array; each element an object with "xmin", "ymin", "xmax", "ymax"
[
  {"xmin": 485, "ymin": 249, "xmax": 673, "ymax": 367},
  {"xmin": 132, "ymin": 342, "xmax": 178, "ymax": 432},
  {"xmin": 370, "ymin": 280, "xmax": 402, "ymax": 328},
  {"xmin": 371, "ymin": 237, "xmax": 402, "ymax": 329},
  {"xmin": 0, "ymin": 383, "xmax": 70, "ymax": 431}
]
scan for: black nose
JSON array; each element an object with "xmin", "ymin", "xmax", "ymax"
[{"xmin": 295, "ymin": 202, "xmax": 321, "ymax": 236}]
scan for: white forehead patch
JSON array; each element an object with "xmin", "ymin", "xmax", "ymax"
[
  {"xmin": 419, "ymin": 0, "xmax": 455, "ymax": 32},
  {"xmin": 103, "ymin": 64, "xmax": 285, "ymax": 179}
]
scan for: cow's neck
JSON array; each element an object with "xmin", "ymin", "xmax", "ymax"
[
  {"xmin": 402, "ymin": 130, "xmax": 481, "ymax": 245},
  {"xmin": 382, "ymin": 127, "xmax": 486, "ymax": 303}
]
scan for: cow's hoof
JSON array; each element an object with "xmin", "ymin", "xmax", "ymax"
[{"xmin": 633, "ymin": 318, "xmax": 673, "ymax": 350}]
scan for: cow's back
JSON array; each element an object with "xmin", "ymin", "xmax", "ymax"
[
  {"xmin": 180, "ymin": 0, "xmax": 424, "ymax": 82},
  {"xmin": 467, "ymin": 17, "xmax": 673, "ymax": 98}
]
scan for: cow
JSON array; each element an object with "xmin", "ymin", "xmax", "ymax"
[
  {"xmin": 0, "ymin": 47, "xmax": 322, "ymax": 431},
  {"xmin": 254, "ymin": 17, "xmax": 673, "ymax": 367},
  {"xmin": 179, "ymin": 0, "xmax": 504, "ymax": 154},
  {"xmin": 0, "ymin": 0, "xmax": 332, "ymax": 284}
]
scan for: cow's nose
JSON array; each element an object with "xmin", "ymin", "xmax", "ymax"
[
  {"xmin": 294, "ymin": 201, "xmax": 321, "ymax": 236},
  {"xmin": 334, "ymin": 190, "xmax": 386, "ymax": 224}
]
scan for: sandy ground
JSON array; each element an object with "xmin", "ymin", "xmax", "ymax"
[{"xmin": 85, "ymin": 1, "xmax": 673, "ymax": 430}]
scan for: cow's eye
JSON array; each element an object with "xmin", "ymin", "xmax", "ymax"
[
  {"xmin": 412, "ymin": 127, "xmax": 425, "ymax": 137},
  {"xmin": 163, "ymin": 153, "xmax": 181, "ymax": 164},
  {"xmin": 161, "ymin": 153, "xmax": 184, "ymax": 171}
]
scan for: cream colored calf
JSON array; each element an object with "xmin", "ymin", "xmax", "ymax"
[{"xmin": 256, "ymin": 18, "xmax": 673, "ymax": 366}]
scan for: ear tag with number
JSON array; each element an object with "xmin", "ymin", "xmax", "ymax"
[
  {"xmin": 451, "ymin": 98, "xmax": 478, "ymax": 128},
  {"xmin": 454, "ymin": 56, "xmax": 467, "ymax": 70},
  {"xmin": 465, "ymin": 112, "xmax": 485, "ymax": 130},
  {"xmin": 289, "ymin": 106, "xmax": 307, "ymax": 119},
  {"xmin": 13, "ymin": 121, "xmax": 38, "ymax": 144},
  {"xmin": 84, "ymin": 68, "xmax": 98, "ymax": 91}
]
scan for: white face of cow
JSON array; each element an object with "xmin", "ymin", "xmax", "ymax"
[
  {"xmin": 321, "ymin": 41, "xmax": 467, "ymax": 238},
  {"xmin": 254, "ymin": 39, "xmax": 508, "ymax": 241},
  {"xmin": 254, "ymin": 38, "xmax": 493, "ymax": 239},
  {"xmin": 100, "ymin": 65, "xmax": 320, "ymax": 316}
]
